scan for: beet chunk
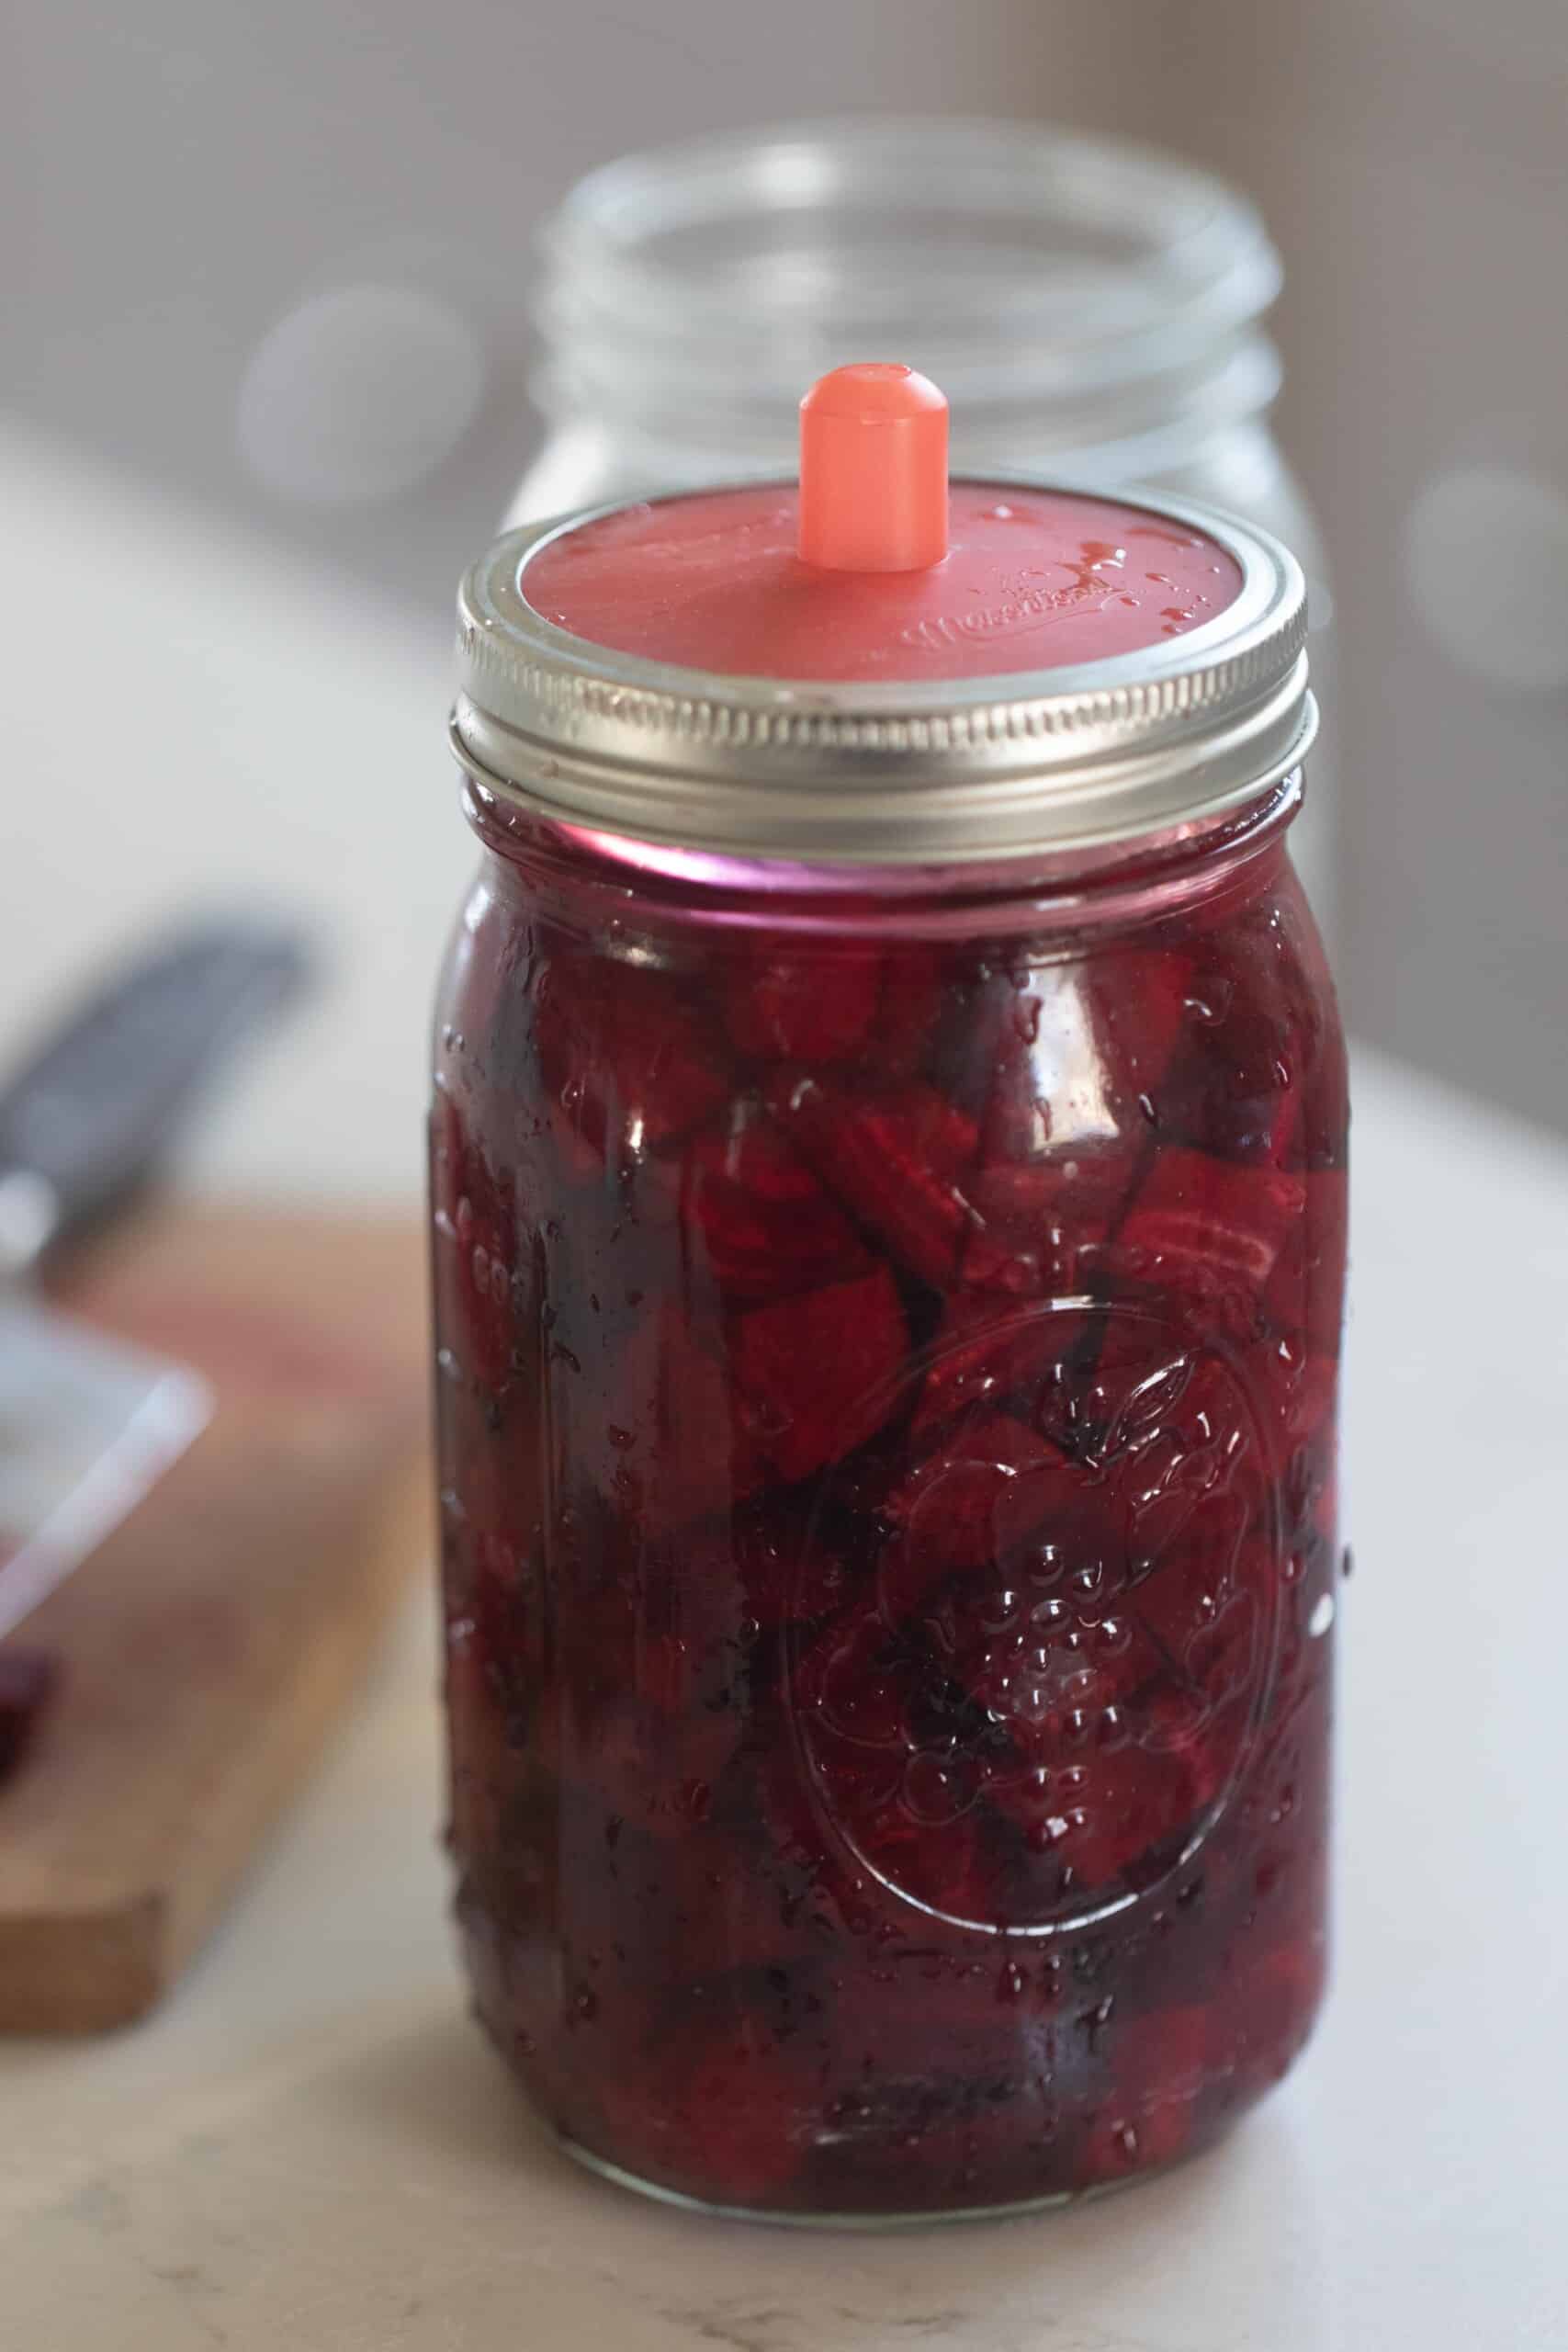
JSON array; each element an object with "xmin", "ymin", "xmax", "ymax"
[
  {"xmin": 1102, "ymin": 1146, "xmax": 1306, "ymax": 1306},
  {"xmin": 792, "ymin": 1601, "xmax": 1015, "ymax": 1927},
  {"xmin": 613, "ymin": 1301, "xmax": 769, "ymax": 1525},
  {"xmin": 884, "ymin": 1413, "xmax": 1090, "ymax": 1593},
  {"xmin": 725, "ymin": 941, "xmax": 885, "ymax": 1063},
  {"xmin": 911, "ymin": 1295, "xmax": 1095, "ymax": 1446},
  {"xmin": 731, "ymin": 1267, "xmax": 907, "ymax": 1487},
  {"xmin": 675, "ymin": 1109, "xmax": 871, "ymax": 1302},
  {"xmin": 609, "ymin": 1267, "xmax": 907, "ymax": 1523},
  {"xmin": 727, "ymin": 939, "xmax": 942, "ymax": 1073},
  {"xmin": 594, "ymin": 2020, "xmax": 809, "ymax": 2208},
  {"xmin": 769, "ymin": 1075, "xmax": 981, "ymax": 1286},
  {"xmin": 1145, "ymin": 900, "xmax": 1342, "ymax": 1170},
  {"xmin": 536, "ymin": 953, "xmax": 728, "ymax": 1162},
  {"xmin": 431, "ymin": 1098, "xmax": 521, "ymax": 1394},
  {"xmin": 717, "ymin": 1499, "xmax": 855, "ymax": 1627},
  {"xmin": 874, "ymin": 946, "xmax": 944, "ymax": 1072},
  {"xmin": 434, "ymin": 815, "xmax": 1346, "ymax": 2218},
  {"xmin": 996, "ymin": 1736, "xmax": 1204, "ymax": 1896},
  {"xmin": 1082, "ymin": 2004, "xmax": 1210, "ymax": 2177}
]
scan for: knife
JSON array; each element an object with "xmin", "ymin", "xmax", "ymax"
[{"xmin": 0, "ymin": 921, "xmax": 311, "ymax": 1643}]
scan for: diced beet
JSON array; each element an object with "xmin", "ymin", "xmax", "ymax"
[
  {"xmin": 1147, "ymin": 898, "xmax": 1345, "ymax": 1170},
  {"xmin": 1146, "ymin": 1618, "xmax": 1263, "ymax": 1803},
  {"xmin": 1179, "ymin": 1010, "xmax": 1302, "ymax": 1166},
  {"xmin": 960, "ymin": 1149, "xmax": 1126, "ymax": 1297},
  {"xmin": 790, "ymin": 1603, "xmax": 1002, "ymax": 1911},
  {"xmin": 445, "ymin": 1621, "xmax": 558, "ymax": 1889},
  {"xmin": 561, "ymin": 1524, "xmax": 728, "ymax": 1727},
  {"xmin": 939, "ymin": 1569, "xmax": 1165, "ymax": 1853},
  {"xmin": 913, "ymin": 1299, "xmax": 1238, "ymax": 1508},
  {"xmin": 805, "ymin": 1950, "xmax": 1057, "ymax": 2148},
  {"xmin": 841, "ymin": 1769, "xmax": 1012, "ymax": 1927},
  {"xmin": 874, "ymin": 945, "xmax": 944, "ymax": 1072},
  {"xmin": 794, "ymin": 1597, "xmax": 942, "ymax": 1756},
  {"xmin": 612, "ymin": 1268, "xmax": 908, "ymax": 1528},
  {"xmin": 769, "ymin": 1076, "xmax": 980, "ymax": 1286},
  {"xmin": 431, "ymin": 1098, "xmax": 521, "ymax": 1393},
  {"xmin": 912, "ymin": 1295, "xmax": 1095, "ymax": 1446},
  {"xmin": 434, "ymin": 813, "xmax": 1346, "ymax": 2217},
  {"xmin": 1105, "ymin": 1351, "xmax": 1258, "ymax": 1573},
  {"xmin": 536, "ymin": 954, "xmax": 728, "ymax": 1162},
  {"xmin": 562, "ymin": 1780, "xmax": 835, "ymax": 1992},
  {"xmin": 1083, "ymin": 2004, "xmax": 1210, "ymax": 2177},
  {"xmin": 572, "ymin": 1689, "xmax": 742, "ymax": 1842},
  {"xmin": 1265, "ymin": 1168, "xmax": 1348, "ymax": 1353},
  {"xmin": 726, "ymin": 937, "xmax": 943, "ymax": 1072},
  {"xmin": 805, "ymin": 1419, "xmax": 914, "ymax": 1526},
  {"xmin": 0, "ymin": 1647, "xmax": 59, "ymax": 1781},
  {"xmin": 725, "ymin": 941, "xmax": 885, "ymax": 1063},
  {"xmin": 438, "ymin": 1414, "xmax": 551, "ymax": 1657},
  {"xmin": 1221, "ymin": 1935, "xmax": 1327, "ymax": 2098},
  {"xmin": 1120, "ymin": 1490, "xmax": 1256, "ymax": 1666},
  {"xmin": 884, "ymin": 1413, "xmax": 1091, "ymax": 1591},
  {"xmin": 1005, "ymin": 1735, "xmax": 1202, "ymax": 1896},
  {"xmin": 595, "ymin": 2021, "xmax": 808, "ymax": 2207},
  {"xmin": 729, "ymin": 1267, "xmax": 906, "ymax": 1486},
  {"xmin": 793, "ymin": 1627, "xmax": 1012, "ymax": 1928},
  {"xmin": 931, "ymin": 967, "xmax": 1052, "ymax": 1149},
  {"xmin": 673, "ymin": 1504, "xmax": 853, "ymax": 1634},
  {"xmin": 1085, "ymin": 940, "xmax": 1197, "ymax": 1114},
  {"xmin": 1258, "ymin": 1167, "xmax": 1348, "ymax": 1454},
  {"xmin": 950, "ymin": 1563, "xmax": 1153, "ymax": 1704},
  {"xmin": 1258, "ymin": 1335, "xmax": 1339, "ymax": 1464},
  {"xmin": 674, "ymin": 1110, "xmax": 872, "ymax": 1301},
  {"xmin": 613, "ymin": 1301, "xmax": 768, "ymax": 1526},
  {"xmin": 958, "ymin": 1161, "xmax": 1070, "ymax": 1297},
  {"xmin": 1091, "ymin": 1145, "xmax": 1306, "ymax": 1322},
  {"xmin": 737, "ymin": 1510, "xmax": 856, "ymax": 1627}
]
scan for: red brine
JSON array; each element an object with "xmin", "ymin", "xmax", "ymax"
[{"xmin": 431, "ymin": 798, "xmax": 1347, "ymax": 2218}]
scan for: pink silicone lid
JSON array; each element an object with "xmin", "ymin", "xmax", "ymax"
[{"xmin": 523, "ymin": 364, "xmax": 1243, "ymax": 685}]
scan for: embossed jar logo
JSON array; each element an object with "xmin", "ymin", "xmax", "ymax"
[{"xmin": 788, "ymin": 1300, "xmax": 1280, "ymax": 1934}]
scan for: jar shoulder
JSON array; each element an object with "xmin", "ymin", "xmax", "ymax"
[{"xmin": 436, "ymin": 843, "xmax": 1346, "ymax": 1182}]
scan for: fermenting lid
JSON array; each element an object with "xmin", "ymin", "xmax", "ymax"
[{"xmin": 452, "ymin": 365, "xmax": 1314, "ymax": 865}]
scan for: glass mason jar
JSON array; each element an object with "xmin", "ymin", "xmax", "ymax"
[
  {"xmin": 506, "ymin": 118, "xmax": 1339, "ymax": 931},
  {"xmin": 434, "ymin": 477, "xmax": 1347, "ymax": 2222}
]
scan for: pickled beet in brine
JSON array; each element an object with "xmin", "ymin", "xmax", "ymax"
[{"xmin": 435, "ymin": 367, "xmax": 1344, "ymax": 2221}]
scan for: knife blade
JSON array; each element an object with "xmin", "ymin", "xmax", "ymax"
[{"xmin": 0, "ymin": 920, "xmax": 311, "ymax": 1640}]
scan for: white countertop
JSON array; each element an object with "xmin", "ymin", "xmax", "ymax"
[
  {"xmin": 0, "ymin": 417, "xmax": 469, "ymax": 1212},
  {"xmin": 2, "ymin": 421, "xmax": 1565, "ymax": 2346},
  {"xmin": 2, "ymin": 1044, "xmax": 1565, "ymax": 2350}
]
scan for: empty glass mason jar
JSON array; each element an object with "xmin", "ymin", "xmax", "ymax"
[
  {"xmin": 434, "ymin": 423, "xmax": 1348, "ymax": 2223},
  {"xmin": 505, "ymin": 119, "xmax": 1338, "ymax": 927}
]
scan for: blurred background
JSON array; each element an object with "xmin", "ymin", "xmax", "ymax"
[{"xmin": 3, "ymin": 0, "xmax": 1565, "ymax": 1194}]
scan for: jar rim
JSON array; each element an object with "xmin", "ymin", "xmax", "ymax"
[
  {"xmin": 453, "ymin": 474, "xmax": 1314, "ymax": 869},
  {"xmin": 535, "ymin": 117, "xmax": 1283, "ymax": 442}
]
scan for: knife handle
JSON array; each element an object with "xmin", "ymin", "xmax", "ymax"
[{"xmin": 0, "ymin": 920, "xmax": 313, "ymax": 1274}]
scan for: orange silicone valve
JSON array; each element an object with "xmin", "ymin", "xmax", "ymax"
[{"xmin": 797, "ymin": 363, "xmax": 950, "ymax": 573}]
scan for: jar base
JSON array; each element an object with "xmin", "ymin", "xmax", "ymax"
[{"xmin": 557, "ymin": 2132, "xmax": 1172, "ymax": 2232}]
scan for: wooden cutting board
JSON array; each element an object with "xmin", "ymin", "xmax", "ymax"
[{"xmin": 0, "ymin": 1206, "xmax": 432, "ymax": 2034}]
